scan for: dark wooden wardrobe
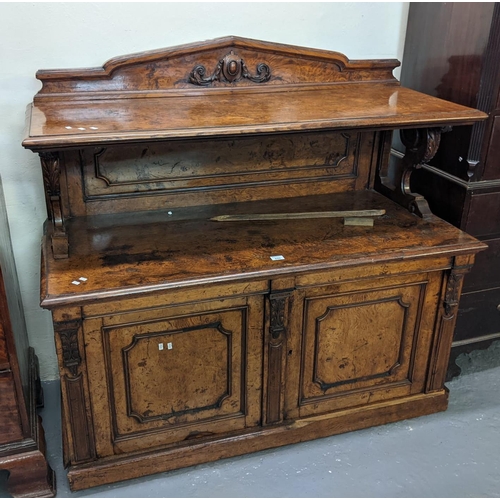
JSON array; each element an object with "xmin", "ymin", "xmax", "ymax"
[{"xmin": 398, "ymin": 3, "xmax": 500, "ymax": 375}]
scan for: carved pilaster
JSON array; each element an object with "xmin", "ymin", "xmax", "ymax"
[
  {"xmin": 189, "ymin": 51, "xmax": 271, "ymax": 86},
  {"xmin": 54, "ymin": 318, "xmax": 96, "ymax": 463},
  {"xmin": 39, "ymin": 152, "xmax": 68, "ymax": 259},
  {"xmin": 426, "ymin": 257, "xmax": 474, "ymax": 392},
  {"xmin": 265, "ymin": 290, "xmax": 292, "ymax": 425},
  {"xmin": 443, "ymin": 267, "xmax": 468, "ymax": 317}
]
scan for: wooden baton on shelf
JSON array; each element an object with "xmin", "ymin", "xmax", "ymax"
[{"xmin": 210, "ymin": 209, "xmax": 386, "ymax": 222}]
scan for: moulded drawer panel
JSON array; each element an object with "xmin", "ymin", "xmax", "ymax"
[
  {"xmin": 465, "ymin": 191, "xmax": 500, "ymax": 237},
  {"xmin": 455, "ymin": 287, "xmax": 500, "ymax": 342},
  {"xmin": 463, "ymin": 237, "xmax": 500, "ymax": 292}
]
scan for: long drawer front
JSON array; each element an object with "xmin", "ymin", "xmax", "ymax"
[
  {"xmin": 463, "ymin": 237, "xmax": 500, "ymax": 292},
  {"xmin": 465, "ymin": 190, "xmax": 500, "ymax": 238},
  {"xmin": 455, "ymin": 287, "xmax": 500, "ymax": 342}
]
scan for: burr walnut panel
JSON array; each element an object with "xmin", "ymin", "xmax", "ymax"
[
  {"xmin": 63, "ymin": 134, "xmax": 375, "ymax": 218},
  {"xmin": 120, "ymin": 323, "xmax": 233, "ymax": 423},
  {"xmin": 311, "ymin": 296, "xmax": 409, "ymax": 387},
  {"xmin": 83, "ymin": 295, "xmax": 264, "ymax": 457},
  {"xmin": 82, "ymin": 131, "xmax": 359, "ymax": 200},
  {"xmin": 297, "ymin": 274, "xmax": 442, "ymax": 418},
  {"xmin": 108, "ymin": 310, "xmax": 243, "ymax": 435}
]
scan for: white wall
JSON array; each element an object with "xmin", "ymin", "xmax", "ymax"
[{"xmin": 0, "ymin": 2, "xmax": 409, "ymax": 380}]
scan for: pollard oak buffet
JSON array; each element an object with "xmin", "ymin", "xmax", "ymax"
[{"xmin": 22, "ymin": 37, "xmax": 487, "ymax": 490}]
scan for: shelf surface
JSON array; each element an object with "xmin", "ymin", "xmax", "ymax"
[
  {"xmin": 24, "ymin": 83, "xmax": 486, "ymax": 149},
  {"xmin": 41, "ymin": 190, "xmax": 486, "ymax": 307}
]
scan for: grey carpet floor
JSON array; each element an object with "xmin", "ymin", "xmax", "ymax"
[{"xmin": 2, "ymin": 341, "xmax": 500, "ymax": 497}]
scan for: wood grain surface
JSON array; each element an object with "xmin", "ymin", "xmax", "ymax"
[
  {"xmin": 23, "ymin": 37, "xmax": 488, "ymax": 492},
  {"xmin": 41, "ymin": 191, "xmax": 485, "ymax": 307},
  {"xmin": 22, "ymin": 37, "xmax": 486, "ymax": 150},
  {"xmin": 24, "ymin": 85, "xmax": 486, "ymax": 149}
]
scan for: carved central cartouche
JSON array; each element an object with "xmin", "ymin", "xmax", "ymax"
[{"xmin": 189, "ymin": 50, "xmax": 271, "ymax": 86}]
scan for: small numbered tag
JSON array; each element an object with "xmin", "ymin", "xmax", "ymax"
[{"xmin": 270, "ymin": 255, "xmax": 285, "ymax": 261}]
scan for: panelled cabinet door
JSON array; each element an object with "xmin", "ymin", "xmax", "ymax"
[
  {"xmin": 290, "ymin": 273, "xmax": 442, "ymax": 418},
  {"xmin": 83, "ymin": 295, "xmax": 264, "ymax": 457}
]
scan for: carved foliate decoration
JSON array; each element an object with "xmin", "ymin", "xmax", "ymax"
[
  {"xmin": 444, "ymin": 268, "xmax": 467, "ymax": 316},
  {"xmin": 189, "ymin": 51, "xmax": 271, "ymax": 86},
  {"xmin": 57, "ymin": 321, "xmax": 82, "ymax": 377},
  {"xmin": 39, "ymin": 151, "xmax": 63, "ymax": 229},
  {"xmin": 269, "ymin": 293, "xmax": 287, "ymax": 340},
  {"xmin": 400, "ymin": 128, "xmax": 442, "ymax": 167},
  {"xmin": 40, "ymin": 152, "xmax": 60, "ymax": 195}
]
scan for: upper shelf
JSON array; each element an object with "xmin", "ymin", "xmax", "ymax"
[{"xmin": 22, "ymin": 36, "xmax": 487, "ymax": 150}]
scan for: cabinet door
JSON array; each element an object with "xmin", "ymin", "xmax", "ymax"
[
  {"xmin": 0, "ymin": 372, "xmax": 23, "ymax": 445},
  {"xmin": 291, "ymin": 273, "xmax": 441, "ymax": 418},
  {"xmin": 84, "ymin": 294, "xmax": 263, "ymax": 457}
]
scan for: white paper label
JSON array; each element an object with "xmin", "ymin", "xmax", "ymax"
[
  {"xmin": 270, "ymin": 255, "xmax": 285, "ymax": 261},
  {"xmin": 158, "ymin": 343, "xmax": 164, "ymax": 350}
]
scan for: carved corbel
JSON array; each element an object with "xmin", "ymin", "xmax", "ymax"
[
  {"xmin": 39, "ymin": 152, "xmax": 62, "ymax": 227},
  {"xmin": 377, "ymin": 127, "xmax": 448, "ymax": 218},
  {"xmin": 397, "ymin": 128, "xmax": 442, "ymax": 218},
  {"xmin": 39, "ymin": 152, "xmax": 68, "ymax": 259}
]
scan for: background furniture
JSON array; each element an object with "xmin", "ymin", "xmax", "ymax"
[
  {"xmin": 398, "ymin": 3, "xmax": 500, "ymax": 376},
  {"xmin": 0, "ymin": 179, "xmax": 55, "ymax": 497},
  {"xmin": 22, "ymin": 37, "xmax": 486, "ymax": 490}
]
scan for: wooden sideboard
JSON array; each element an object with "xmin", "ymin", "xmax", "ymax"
[
  {"xmin": 22, "ymin": 37, "xmax": 487, "ymax": 491},
  {"xmin": 0, "ymin": 179, "xmax": 55, "ymax": 497},
  {"xmin": 397, "ymin": 3, "xmax": 500, "ymax": 375}
]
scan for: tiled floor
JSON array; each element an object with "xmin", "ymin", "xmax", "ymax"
[{"xmin": 2, "ymin": 341, "xmax": 500, "ymax": 497}]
